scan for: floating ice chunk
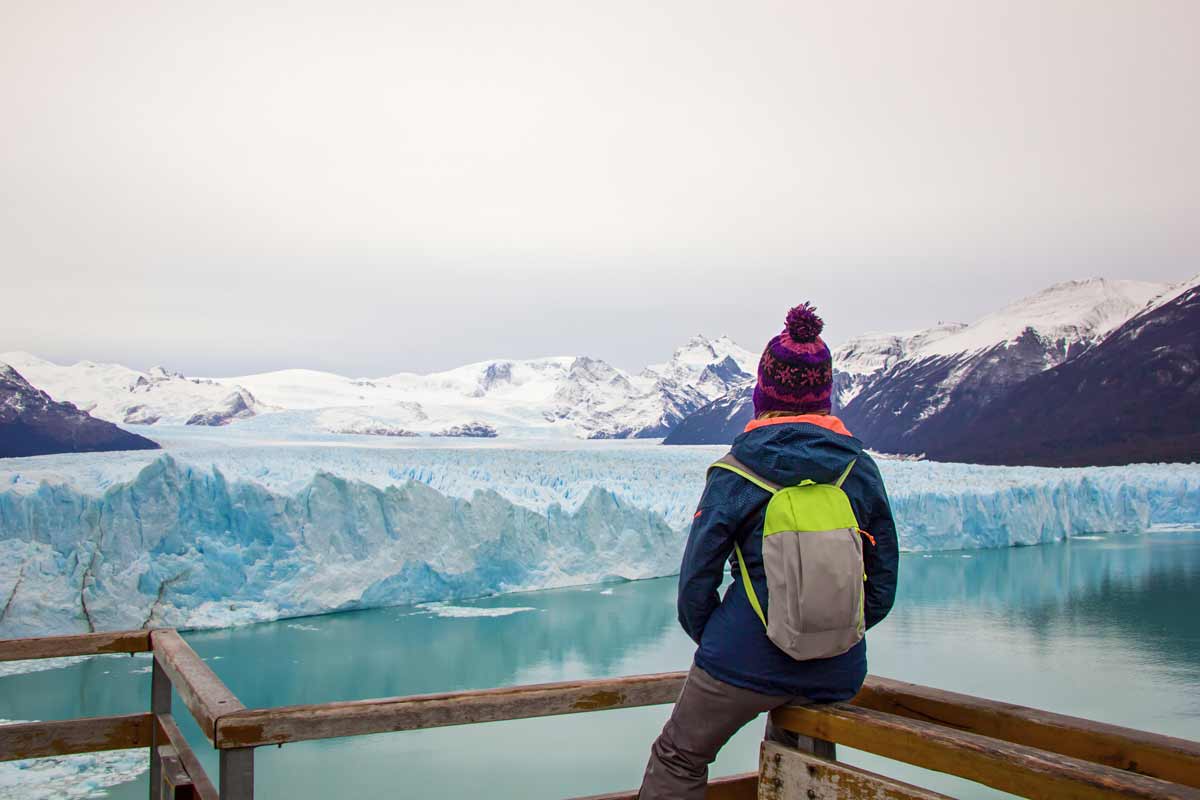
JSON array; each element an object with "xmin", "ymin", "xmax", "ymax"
[
  {"xmin": 0, "ymin": 656, "xmax": 94, "ymax": 679},
  {"xmin": 417, "ymin": 603, "xmax": 538, "ymax": 618}
]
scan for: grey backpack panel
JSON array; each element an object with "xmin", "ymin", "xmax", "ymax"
[{"xmin": 763, "ymin": 523, "xmax": 864, "ymax": 660}]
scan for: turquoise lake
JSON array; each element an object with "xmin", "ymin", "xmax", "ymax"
[{"xmin": 3, "ymin": 529, "xmax": 1199, "ymax": 798}]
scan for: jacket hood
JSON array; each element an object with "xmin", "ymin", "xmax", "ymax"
[{"xmin": 730, "ymin": 417, "xmax": 863, "ymax": 486}]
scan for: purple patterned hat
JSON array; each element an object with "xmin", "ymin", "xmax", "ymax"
[{"xmin": 751, "ymin": 303, "xmax": 833, "ymax": 416}]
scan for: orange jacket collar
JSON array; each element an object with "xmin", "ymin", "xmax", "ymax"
[{"xmin": 743, "ymin": 414, "xmax": 853, "ymax": 438}]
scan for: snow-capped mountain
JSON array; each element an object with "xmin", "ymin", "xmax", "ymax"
[
  {"xmin": 666, "ymin": 278, "xmax": 1174, "ymax": 450},
  {"xmin": 832, "ymin": 323, "xmax": 967, "ymax": 409},
  {"xmin": 0, "ymin": 363, "xmax": 159, "ymax": 457},
  {"xmin": 0, "ymin": 353, "xmax": 260, "ymax": 427},
  {"xmin": 934, "ymin": 274, "xmax": 1200, "ymax": 466},
  {"xmin": 643, "ymin": 335, "xmax": 756, "ymax": 398},
  {"xmin": 832, "ymin": 278, "xmax": 1168, "ymax": 456},
  {"xmin": 0, "ymin": 335, "xmax": 756, "ymax": 440},
  {"xmin": 834, "ymin": 278, "xmax": 1166, "ymax": 399},
  {"xmin": 574, "ymin": 335, "xmax": 755, "ymax": 438}
]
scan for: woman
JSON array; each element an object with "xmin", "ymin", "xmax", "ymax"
[{"xmin": 639, "ymin": 303, "xmax": 899, "ymax": 799}]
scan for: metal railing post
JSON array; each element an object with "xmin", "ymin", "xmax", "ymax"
[
  {"xmin": 150, "ymin": 657, "xmax": 172, "ymax": 800},
  {"xmin": 219, "ymin": 747, "xmax": 254, "ymax": 800}
]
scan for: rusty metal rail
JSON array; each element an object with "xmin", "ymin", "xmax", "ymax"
[{"xmin": 2, "ymin": 628, "xmax": 1198, "ymax": 799}]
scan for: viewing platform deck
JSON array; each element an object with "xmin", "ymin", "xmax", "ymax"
[{"xmin": 2, "ymin": 629, "xmax": 1199, "ymax": 799}]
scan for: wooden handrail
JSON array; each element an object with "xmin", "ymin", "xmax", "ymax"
[
  {"xmin": 157, "ymin": 713, "xmax": 219, "ymax": 800},
  {"xmin": 759, "ymin": 741, "xmax": 952, "ymax": 800},
  {"xmin": 150, "ymin": 629, "xmax": 244, "ymax": 743},
  {"xmin": 215, "ymin": 671, "xmax": 687, "ymax": 748},
  {"xmin": 854, "ymin": 675, "xmax": 1200, "ymax": 789},
  {"xmin": 2, "ymin": 628, "xmax": 1199, "ymax": 800},
  {"xmin": 0, "ymin": 713, "xmax": 153, "ymax": 762},
  {"xmin": 157, "ymin": 745, "xmax": 196, "ymax": 799},
  {"xmin": 772, "ymin": 702, "xmax": 1200, "ymax": 800},
  {"xmin": 0, "ymin": 629, "xmax": 151, "ymax": 661}
]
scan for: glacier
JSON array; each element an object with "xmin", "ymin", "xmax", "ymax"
[{"xmin": 1, "ymin": 435, "xmax": 1198, "ymax": 636}]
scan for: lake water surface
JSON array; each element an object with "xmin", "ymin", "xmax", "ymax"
[{"xmin": 3, "ymin": 529, "xmax": 1199, "ymax": 798}]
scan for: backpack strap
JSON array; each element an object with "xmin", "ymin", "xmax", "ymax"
[
  {"xmin": 708, "ymin": 453, "xmax": 777, "ymax": 628},
  {"xmin": 711, "ymin": 453, "xmax": 857, "ymax": 490},
  {"xmin": 732, "ymin": 540, "xmax": 766, "ymax": 628},
  {"xmin": 708, "ymin": 453, "xmax": 781, "ymax": 493},
  {"xmin": 834, "ymin": 458, "xmax": 857, "ymax": 488}
]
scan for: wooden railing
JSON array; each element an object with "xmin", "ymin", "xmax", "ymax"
[{"xmin": 2, "ymin": 629, "xmax": 1199, "ymax": 799}]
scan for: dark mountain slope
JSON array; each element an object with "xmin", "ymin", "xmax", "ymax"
[
  {"xmin": 0, "ymin": 364, "xmax": 160, "ymax": 458},
  {"xmin": 836, "ymin": 327, "xmax": 1070, "ymax": 455},
  {"xmin": 930, "ymin": 283, "xmax": 1199, "ymax": 467},
  {"xmin": 661, "ymin": 384, "xmax": 754, "ymax": 444}
]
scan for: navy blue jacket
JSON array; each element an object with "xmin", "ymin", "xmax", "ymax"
[{"xmin": 678, "ymin": 417, "xmax": 899, "ymax": 701}]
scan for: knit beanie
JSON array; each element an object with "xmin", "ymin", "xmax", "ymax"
[{"xmin": 752, "ymin": 303, "xmax": 833, "ymax": 416}]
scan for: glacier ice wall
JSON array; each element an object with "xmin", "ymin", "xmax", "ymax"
[
  {"xmin": 1, "ymin": 450, "xmax": 1198, "ymax": 636},
  {"xmin": 884, "ymin": 460, "xmax": 1200, "ymax": 551},
  {"xmin": 0, "ymin": 457, "xmax": 681, "ymax": 636}
]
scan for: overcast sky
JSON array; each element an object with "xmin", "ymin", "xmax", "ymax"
[{"xmin": 2, "ymin": 1, "xmax": 1197, "ymax": 377}]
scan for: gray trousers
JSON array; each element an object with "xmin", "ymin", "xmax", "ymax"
[{"xmin": 639, "ymin": 665, "xmax": 812, "ymax": 800}]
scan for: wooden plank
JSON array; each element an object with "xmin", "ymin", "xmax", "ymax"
[
  {"xmin": 219, "ymin": 748, "xmax": 255, "ymax": 800},
  {"xmin": 772, "ymin": 703, "xmax": 1200, "ymax": 800},
  {"xmin": 758, "ymin": 741, "xmax": 952, "ymax": 800},
  {"xmin": 159, "ymin": 744, "xmax": 199, "ymax": 800},
  {"xmin": 217, "ymin": 671, "xmax": 688, "ymax": 748},
  {"xmin": 567, "ymin": 772, "xmax": 757, "ymax": 800},
  {"xmin": 705, "ymin": 774, "xmax": 759, "ymax": 800},
  {"xmin": 854, "ymin": 675, "xmax": 1200, "ymax": 789},
  {"xmin": 0, "ymin": 713, "xmax": 152, "ymax": 761},
  {"xmin": 157, "ymin": 714, "xmax": 219, "ymax": 800},
  {"xmin": 0, "ymin": 629, "xmax": 151, "ymax": 661},
  {"xmin": 151, "ymin": 629, "xmax": 244, "ymax": 743},
  {"xmin": 793, "ymin": 732, "xmax": 835, "ymax": 760},
  {"xmin": 151, "ymin": 658, "xmax": 173, "ymax": 800}
]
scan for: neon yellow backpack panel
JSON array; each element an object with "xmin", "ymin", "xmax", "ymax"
[{"xmin": 709, "ymin": 454, "xmax": 865, "ymax": 661}]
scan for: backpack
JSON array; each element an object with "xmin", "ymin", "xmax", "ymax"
[{"xmin": 708, "ymin": 453, "xmax": 866, "ymax": 661}]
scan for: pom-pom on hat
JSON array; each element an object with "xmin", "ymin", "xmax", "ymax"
[{"xmin": 752, "ymin": 302, "xmax": 834, "ymax": 416}]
